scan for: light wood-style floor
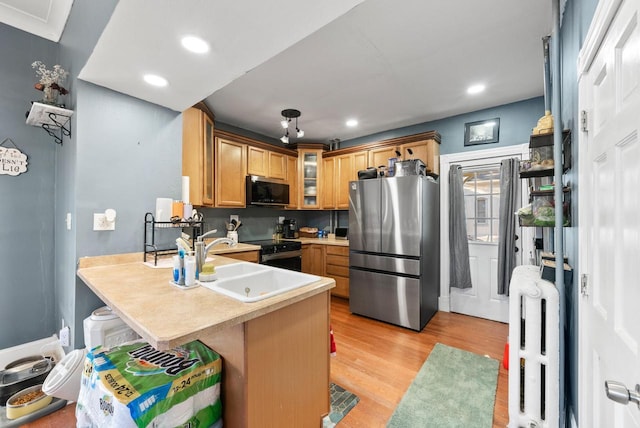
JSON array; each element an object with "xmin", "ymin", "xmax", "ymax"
[{"xmin": 23, "ymin": 296, "xmax": 509, "ymax": 427}]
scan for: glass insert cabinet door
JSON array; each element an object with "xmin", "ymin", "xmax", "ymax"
[
  {"xmin": 301, "ymin": 151, "xmax": 319, "ymax": 207},
  {"xmin": 298, "ymin": 149, "xmax": 322, "ymax": 209}
]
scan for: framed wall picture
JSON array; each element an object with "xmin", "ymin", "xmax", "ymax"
[{"xmin": 464, "ymin": 118, "xmax": 500, "ymax": 146}]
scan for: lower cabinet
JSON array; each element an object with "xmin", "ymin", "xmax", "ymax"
[
  {"xmin": 222, "ymin": 250, "xmax": 260, "ymax": 263},
  {"xmin": 302, "ymin": 244, "xmax": 350, "ymax": 298},
  {"xmin": 302, "ymin": 244, "xmax": 325, "ymax": 276},
  {"xmin": 325, "ymin": 246, "xmax": 349, "ymax": 298}
]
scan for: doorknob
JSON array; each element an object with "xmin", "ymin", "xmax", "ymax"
[{"xmin": 605, "ymin": 380, "xmax": 640, "ymax": 408}]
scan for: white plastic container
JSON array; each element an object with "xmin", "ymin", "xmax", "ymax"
[
  {"xmin": 42, "ymin": 348, "xmax": 86, "ymax": 402},
  {"xmin": 83, "ymin": 306, "xmax": 139, "ymax": 350}
]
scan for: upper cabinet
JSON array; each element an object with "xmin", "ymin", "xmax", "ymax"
[
  {"xmin": 322, "ymin": 131, "xmax": 441, "ymax": 209},
  {"xmin": 298, "ymin": 147, "xmax": 323, "ymax": 209},
  {"xmin": 182, "ymin": 106, "xmax": 214, "ymax": 207},
  {"xmin": 215, "ymin": 137, "xmax": 246, "ymax": 207},
  {"xmin": 247, "ymin": 146, "xmax": 268, "ymax": 177},
  {"xmin": 268, "ymin": 151, "xmax": 287, "ymax": 180},
  {"xmin": 286, "ymin": 155, "xmax": 298, "ymax": 209},
  {"xmin": 247, "ymin": 146, "xmax": 287, "ymax": 180},
  {"xmin": 368, "ymin": 146, "xmax": 398, "ymax": 171},
  {"xmin": 322, "ymin": 157, "xmax": 335, "ymax": 209},
  {"xmin": 211, "ymin": 129, "xmax": 298, "ymax": 208},
  {"xmin": 365, "ymin": 136, "xmax": 440, "ymax": 175}
]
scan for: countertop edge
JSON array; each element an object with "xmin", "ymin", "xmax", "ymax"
[{"xmin": 77, "ymin": 258, "xmax": 335, "ymax": 351}]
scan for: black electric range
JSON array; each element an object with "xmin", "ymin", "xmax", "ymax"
[{"xmin": 244, "ymin": 239, "xmax": 302, "ymax": 271}]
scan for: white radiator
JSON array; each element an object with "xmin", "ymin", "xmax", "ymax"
[{"xmin": 508, "ymin": 265, "xmax": 559, "ymax": 428}]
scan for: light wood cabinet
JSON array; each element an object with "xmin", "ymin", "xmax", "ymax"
[
  {"xmin": 215, "ymin": 137, "xmax": 247, "ymax": 207},
  {"xmin": 286, "ymin": 155, "xmax": 298, "ymax": 209},
  {"xmin": 321, "ymin": 157, "xmax": 335, "ymax": 209},
  {"xmin": 322, "ymin": 152, "xmax": 368, "ymax": 210},
  {"xmin": 247, "ymin": 146, "xmax": 268, "ymax": 177},
  {"xmin": 325, "ymin": 245, "xmax": 349, "ymax": 298},
  {"xmin": 222, "ymin": 250, "xmax": 260, "ymax": 263},
  {"xmin": 399, "ymin": 139, "xmax": 440, "ymax": 174},
  {"xmin": 301, "ymin": 244, "xmax": 325, "ymax": 276},
  {"xmin": 269, "ymin": 151, "xmax": 286, "ymax": 180},
  {"xmin": 298, "ymin": 148, "xmax": 323, "ymax": 209},
  {"xmin": 368, "ymin": 146, "xmax": 398, "ymax": 170},
  {"xmin": 247, "ymin": 147, "xmax": 287, "ymax": 180},
  {"xmin": 182, "ymin": 107, "xmax": 214, "ymax": 207}
]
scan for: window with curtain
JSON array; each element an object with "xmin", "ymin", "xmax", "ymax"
[{"xmin": 463, "ymin": 167, "xmax": 501, "ymax": 243}]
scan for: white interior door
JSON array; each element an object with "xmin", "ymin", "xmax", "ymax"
[
  {"xmin": 440, "ymin": 145, "xmax": 532, "ymax": 323},
  {"xmin": 579, "ymin": 0, "xmax": 640, "ymax": 426}
]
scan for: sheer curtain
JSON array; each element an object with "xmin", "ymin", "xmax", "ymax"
[
  {"xmin": 497, "ymin": 158, "xmax": 520, "ymax": 295},
  {"xmin": 449, "ymin": 164, "xmax": 472, "ymax": 289}
]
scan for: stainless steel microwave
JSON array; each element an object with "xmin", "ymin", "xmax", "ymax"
[{"xmin": 245, "ymin": 176, "xmax": 290, "ymax": 207}]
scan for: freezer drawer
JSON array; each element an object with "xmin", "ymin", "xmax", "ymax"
[
  {"xmin": 349, "ymin": 252, "xmax": 421, "ymax": 276},
  {"xmin": 349, "ymin": 268, "xmax": 423, "ymax": 330}
]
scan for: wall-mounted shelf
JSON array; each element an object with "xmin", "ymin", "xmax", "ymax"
[
  {"xmin": 25, "ymin": 102, "xmax": 74, "ymax": 145},
  {"xmin": 517, "ymin": 131, "xmax": 572, "ymax": 228}
]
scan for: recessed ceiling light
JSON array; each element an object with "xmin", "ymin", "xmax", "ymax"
[
  {"xmin": 143, "ymin": 74, "xmax": 168, "ymax": 87},
  {"xmin": 346, "ymin": 119, "xmax": 358, "ymax": 127},
  {"xmin": 467, "ymin": 84, "xmax": 486, "ymax": 95},
  {"xmin": 181, "ymin": 36, "xmax": 209, "ymax": 54}
]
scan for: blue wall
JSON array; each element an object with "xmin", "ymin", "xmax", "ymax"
[
  {"xmin": 0, "ymin": 24, "xmax": 58, "ymax": 349},
  {"xmin": 342, "ymin": 97, "xmax": 545, "ymax": 153},
  {"xmin": 559, "ymin": 0, "xmax": 598, "ymax": 423}
]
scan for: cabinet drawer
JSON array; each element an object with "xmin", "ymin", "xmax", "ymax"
[
  {"xmin": 331, "ymin": 275, "xmax": 349, "ymax": 298},
  {"xmin": 326, "ymin": 263, "xmax": 349, "ymax": 277},
  {"xmin": 326, "ymin": 254, "xmax": 348, "ymax": 268},
  {"xmin": 326, "ymin": 245, "xmax": 349, "ymax": 256}
]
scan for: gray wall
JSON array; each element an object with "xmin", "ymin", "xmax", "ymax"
[{"xmin": 0, "ymin": 24, "xmax": 58, "ymax": 349}]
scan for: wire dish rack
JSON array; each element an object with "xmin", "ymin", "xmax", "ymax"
[{"xmin": 143, "ymin": 212, "xmax": 203, "ymax": 266}]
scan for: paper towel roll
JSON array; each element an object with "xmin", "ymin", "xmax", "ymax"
[
  {"xmin": 156, "ymin": 198, "xmax": 173, "ymax": 222},
  {"xmin": 182, "ymin": 176, "xmax": 190, "ymax": 205}
]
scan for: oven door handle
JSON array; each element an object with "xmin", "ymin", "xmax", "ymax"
[{"xmin": 261, "ymin": 250, "xmax": 302, "ymax": 262}]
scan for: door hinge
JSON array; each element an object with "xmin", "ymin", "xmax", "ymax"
[
  {"xmin": 581, "ymin": 274, "xmax": 589, "ymax": 296},
  {"xmin": 581, "ymin": 110, "xmax": 589, "ymax": 132}
]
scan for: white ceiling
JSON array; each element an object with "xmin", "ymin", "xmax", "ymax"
[
  {"xmin": 0, "ymin": 0, "xmax": 72, "ymax": 42},
  {"xmin": 4, "ymin": 0, "xmax": 552, "ymax": 143}
]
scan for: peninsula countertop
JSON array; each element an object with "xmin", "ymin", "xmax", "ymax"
[{"xmin": 77, "ymin": 252, "xmax": 335, "ymax": 351}]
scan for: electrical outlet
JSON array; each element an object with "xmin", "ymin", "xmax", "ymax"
[
  {"xmin": 279, "ymin": 216, "xmax": 285, "ymax": 224},
  {"xmin": 230, "ymin": 214, "xmax": 239, "ymax": 223},
  {"xmin": 66, "ymin": 213, "xmax": 72, "ymax": 230},
  {"xmin": 94, "ymin": 213, "xmax": 115, "ymax": 231},
  {"xmin": 59, "ymin": 326, "xmax": 70, "ymax": 347}
]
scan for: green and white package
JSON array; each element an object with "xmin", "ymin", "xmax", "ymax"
[{"xmin": 75, "ymin": 340, "xmax": 222, "ymax": 427}]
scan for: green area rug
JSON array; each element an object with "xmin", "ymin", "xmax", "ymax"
[
  {"xmin": 387, "ymin": 343, "xmax": 499, "ymax": 428},
  {"xmin": 323, "ymin": 383, "xmax": 360, "ymax": 427}
]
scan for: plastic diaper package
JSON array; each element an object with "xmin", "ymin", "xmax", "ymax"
[{"xmin": 75, "ymin": 340, "xmax": 222, "ymax": 428}]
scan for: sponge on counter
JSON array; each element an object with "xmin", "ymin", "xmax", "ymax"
[{"xmin": 201, "ymin": 263, "xmax": 215, "ymax": 274}]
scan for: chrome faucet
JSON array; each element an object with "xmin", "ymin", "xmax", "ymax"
[{"xmin": 195, "ymin": 229, "xmax": 237, "ymax": 276}]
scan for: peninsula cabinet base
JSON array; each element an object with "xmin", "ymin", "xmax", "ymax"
[{"xmin": 199, "ymin": 292, "xmax": 331, "ymax": 428}]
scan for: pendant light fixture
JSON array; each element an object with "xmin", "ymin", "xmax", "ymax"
[{"xmin": 280, "ymin": 109, "xmax": 303, "ymax": 143}]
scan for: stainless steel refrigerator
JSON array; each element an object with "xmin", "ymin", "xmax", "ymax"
[{"xmin": 348, "ymin": 175, "xmax": 439, "ymax": 331}]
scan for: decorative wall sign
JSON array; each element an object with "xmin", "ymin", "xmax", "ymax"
[{"xmin": 0, "ymin": 138, "xmax": 28, "ymax": 176}]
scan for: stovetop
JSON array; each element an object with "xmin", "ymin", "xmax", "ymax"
[{"xmin": 244, "ymin": 239, "xmax": 301, "ymax": 253}]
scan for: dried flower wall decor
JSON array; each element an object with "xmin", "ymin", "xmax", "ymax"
[{"xmin": 32, "ymin": 61, "xmax": 69, "ymax": 105}]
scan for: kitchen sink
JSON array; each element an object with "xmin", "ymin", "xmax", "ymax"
[
  {"xmin": 214, "ymin": 262, "xmax": 270, "ymax": 279},
  {"xmin": 198, "ymin": 262, "xmax": 320, "ymax": 302}
]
